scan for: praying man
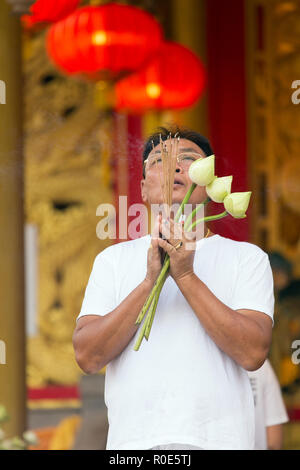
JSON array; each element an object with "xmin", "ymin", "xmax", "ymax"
[{"xmin": 73, "ymin": 127, "xmax": 274, "ymax": 450}]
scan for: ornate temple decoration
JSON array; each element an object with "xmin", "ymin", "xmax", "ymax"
[
  {"xmin": 247, "ymin": 0, "xmax": 300, "ymax": 276},
  {"xmin": 24, "ymin": 31, "xmax": 113, "ymax": 387},
  {"xmin": 5, "ymin": 0, "xmax": 33, "ymax": 14}
]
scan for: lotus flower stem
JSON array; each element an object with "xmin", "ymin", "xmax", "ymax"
[
  {"xmin": 134, "ymin": 183, "xmax": 198, "ymax": 349},
  {"xmin": 187, "ymin": 211, "xmax": 228, "ymax": 232},
  {"xmin": 135, "ymin": 256, "xmax": 170, "ymax": 324},
  {"xmin": 133, "ymin": 313, "xmax": 150, "ymax": 351},
  {"xmin": 174, "ymin": 182, "xmax": 197, "ymax": 222},
  {"xmin": 134, "ymin": 295, "xmax": 156, "ymax": 351},
  {"xmin": 136, "ymin": 183, "xmax": 198, "ymax": 324},
  {"xmin": 134, "ymin": 269, "xmax": 168, "ymax": 351},
  {"xmin": 144, "ymin": 297, "xmax": 158, "ymax": 341},
  {"xmin": 134, "ymin": 212, "xmax": 228, "ymax": 349},
  {"xmin": 133, "ymin": 185, "xmax": 230, "ymax": 350},
  {"xmin": 184, "ymin": 197, "xmax": 210, "ymax": 231},
  {"xmin": 134, "ymin": 273, "xmax": 166, "ymax": 351},
  {"xmin": 144, "ymin": 273, "xmax": 166, "ymax": 340}
]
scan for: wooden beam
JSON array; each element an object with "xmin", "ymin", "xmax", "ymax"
[{"xmin": 0, "ymin": 0, "xmax": 26, "ymax": 437}]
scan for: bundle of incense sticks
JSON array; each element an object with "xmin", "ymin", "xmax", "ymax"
[
  {"xmin": 133, "ymin": 133, "xmax": 181, "ymax": 350},
  {"xmin": 156, "ymin": 132, "xmax": 180, "ymax": 220}
]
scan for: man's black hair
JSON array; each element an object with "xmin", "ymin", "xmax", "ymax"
[
  {"xmin": 268, "ymin": 251, "xmax": 293, "ymax": 276},
  {"xmin": 142, "ymin": 126, "xmax": 214, "ymax": 177}
]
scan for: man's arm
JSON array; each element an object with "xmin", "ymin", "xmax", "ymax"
[
  {"xmin": 266, "ymin": 424, "xmax": 283, "ymax": 450},
  {"xmin": 73, "ymin": 277, "xmax": 154, "ymax": 374},
  {"xmin": 263, "ymin": 359, "xmax": 288, "ymax": 449},
  {"xmin": 174, "ymin": 272, "xmax": 272, "ymax": 371},
  {"xmin": 73, "ymin": 216, "xmax": 163, "ymax": 374},
  {"xmin": 157, "ymin": 219, "xmax": 273, "ymax": 371}
]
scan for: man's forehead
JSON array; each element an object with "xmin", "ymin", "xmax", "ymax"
[{"xmin": 150, "ymin": 138, "xmax": 205, "ymax": 155}]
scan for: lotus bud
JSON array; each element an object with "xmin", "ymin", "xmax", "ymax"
[
  {"xmin": 188, "ymin": 155, "xmax": 215, "ymax": 186},
  {"xmin": 206, "ymin": 176, "xmax": 233, "ymax": 203},
  {"xmin": 223, "ymin": 192, "xmax": 252, "ymax": 218}
]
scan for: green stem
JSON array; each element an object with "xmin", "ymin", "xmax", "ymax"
[
  {"xmin": 141, "ymin": 182, "xmax": 197, "ymax": 324},
  {"xmin": 144, "ymin": 271, "xmax": 167, "ymax": 340},
  {"xmin": 134, "ymin": 290, "xmax": 157, "ymax": 350},
  {"xmin": 135, "ymin": 257, "xmax": 170, "ymax": 324},
  {"xmin": 187, "ymin": 211, "xmax": 228, "ymax": 232},
  {"xmin": 134, "ymin": 183, "xmax": 198, "ymax": 350},
  {"xmin": 144, "ymin": 296, "xmax": 157, "ymax": 340},
  {"xmin": 174, "ymin": 182, "xmax": 197, "ymax": 222},
  {"xmin": 184, "ymin": 197, "xmax": 210, "ymax": 231},
  {"xmin": 133, "ymin": 314, "xmax": 149, "ymax": 351},
  {"xmin": 134, "ymin": 268, "xmax": 168, "ymax": 350}
]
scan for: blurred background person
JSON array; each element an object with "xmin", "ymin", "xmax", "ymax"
[
  {"xmin": 268, "ymin": 252, "xmax": 300, "ymax": 392},
  {"xmin": 248, "ymin": 359, "xmax": 289, "ymax": 450}
]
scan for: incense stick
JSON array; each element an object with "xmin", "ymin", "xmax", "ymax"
[{"xmin": 156, "ymin": 133, "xmax": 180, "ymax": 220}]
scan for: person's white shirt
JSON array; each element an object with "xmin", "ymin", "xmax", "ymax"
[
  {"xmin": 247, "ymin": 359, "xmax": 289, "ymax": 450},
  {"xmin": 77, "ymin": 233, "xmax": 274, "ymax": 450}
]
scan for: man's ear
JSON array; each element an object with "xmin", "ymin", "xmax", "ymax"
[{"xmin": 140, "ymin": 179, "xmax": 148, "ymax": 203}]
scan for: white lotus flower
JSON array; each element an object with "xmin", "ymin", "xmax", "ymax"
[
  {"xmin": 223, "ymin": 192, "xmax": 252, "ymax": 218},
  {"xmin": 206, "ymin": 176, "xmax": 233, "ymax": 203},
  {"xmin": 23, "ymin": 430, "xmax": 39, "ymax": 446},
  {"xmin": 188, "ymin": 155, "xmax": 215, "ymax": 186}
]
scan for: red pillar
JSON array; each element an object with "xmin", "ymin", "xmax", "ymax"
[
  {"xmin": 206, "ymin": 0, "xmax": 250, "ymax": 241},
  {"xmin": 112, "ymin": 113, "xmax": 143, "ymax": 243}
]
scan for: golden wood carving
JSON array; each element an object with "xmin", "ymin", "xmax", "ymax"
[
  {"xmin": 24, "ymin": 31, "xmax": 113, "ymax": 387},
  {"xmin": 247, "ymin": 0, "xmax": 300, "ymax": 276}
]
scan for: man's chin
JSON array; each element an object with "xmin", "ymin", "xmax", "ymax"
[
  {"xmin": 171, "ymin": 196, "xmax": 184, "ymax": 205},
  {"xmin": 171, "ymin": 186, "xmax": 186, "ymax": 202}
]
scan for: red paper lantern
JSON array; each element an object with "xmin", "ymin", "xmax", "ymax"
[
  {"xmin": 22, "ymin": 0, "xmax": 80, "ymax": 29},
  {"xmin": 115, "ymin": 41, "xmax": 206, "ymax": 112},
  {"xmin": 46, "ymin": 4, "xmax": 163, "ymax": 81}
]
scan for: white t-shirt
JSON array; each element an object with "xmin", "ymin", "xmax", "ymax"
[
  {"xmin": 248, "ymin": 359, "xmax": 289, "ymax": 450},
  {"xmin": 77, "ymin": 234, "xmax": 274, "ymax": 450}
]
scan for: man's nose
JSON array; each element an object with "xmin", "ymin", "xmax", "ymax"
[{"xmin": 175, "ymin": 161, "xmax": 183, "ymax": 173}]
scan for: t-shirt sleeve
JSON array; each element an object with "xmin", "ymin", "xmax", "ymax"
[
  {"xmin": 230, "ymin": 244, "xmax": 275, "ymax": 323},
  {"xmin": 263, "ymin": 360, "xmax": 289, "ymax": 427},
  {"xmin": 76, "ymin": 251, "xmax": 116, "ymax": 321}
]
